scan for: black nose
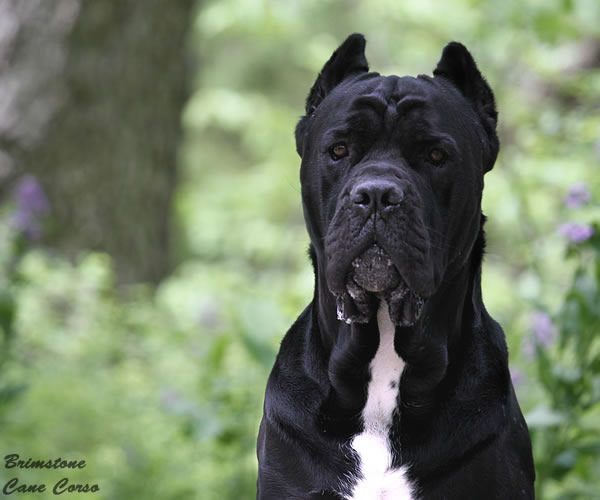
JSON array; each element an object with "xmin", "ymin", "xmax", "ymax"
[{"xmin": 350, "ymin": 179, "xmax": 404, "ymax": 212}]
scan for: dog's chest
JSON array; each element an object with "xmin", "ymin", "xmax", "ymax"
[{"xmin": 346, "ymin": 302, "xmax": 414, "ymax": 500}]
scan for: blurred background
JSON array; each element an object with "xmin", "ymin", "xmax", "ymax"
[{"xmin": 0, "ymin": 0, "xmax": 599, "ymax": 498}]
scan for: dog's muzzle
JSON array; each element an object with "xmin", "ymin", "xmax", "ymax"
[{"xmin": 336, "ymin": 244, "xmax": 425, "ymax": 327}]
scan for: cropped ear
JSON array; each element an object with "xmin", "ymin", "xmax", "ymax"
[
  {"xmin": 304, "ymin": 34, "xmax": 369, "ymax": 115},
  {"xmin": 296, "ymin": 34, "xmax": 369, "ymax": 156},
  {"xmin": 433, "ymin": 42, "xmax": 498, "ymax": 172}
]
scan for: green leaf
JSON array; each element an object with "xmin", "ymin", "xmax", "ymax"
[
  {"xmin": 526, "ymin": 405, "xmax": 567, "ymax": 428},
  {"xmin": 0, "ymin": 383, "xmax": 28, "ymax": 406},
  {"xmin": 239, "ymin": 333, "xmax": 276, "ymax": 370},
  {"xmin": 0, "ymin": 290, "xmax": 15, "ymax": 339},
  {"xmin": 552, "ymin": 365, "xmax": 582, "ymax": 384},
  {"xmin": 550, "ymin": 449, "xmax": 578, "ymax": 480}
]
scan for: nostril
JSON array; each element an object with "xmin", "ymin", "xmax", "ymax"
[
  {"xmin": 382, "ymin": 187, "xmax": 404, "ymax": 207},
  {"xmin": 351, "ymin": 189, "xmax": 371, "ymax": 206}
]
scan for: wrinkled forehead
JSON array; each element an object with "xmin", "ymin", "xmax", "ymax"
[
  {"xmin": 314, "ymin": 73, "xmax": 475, "ymax": 130},
  {"xmin": 350, "ymin": 74, "xmax": 436, "ymax": 104}
]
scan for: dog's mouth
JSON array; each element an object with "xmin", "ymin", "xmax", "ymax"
[
  {"xmin": 351, "ymin": 244, "xmax": 400, "ymax": 292},
  {"xmin": 335, "ymin": 244, "xmax": 425, "ymax": 326}
]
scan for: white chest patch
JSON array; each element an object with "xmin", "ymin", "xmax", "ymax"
[{"xmin": 347, "ymin": 302, "xmax": 414, "ymax": 500}]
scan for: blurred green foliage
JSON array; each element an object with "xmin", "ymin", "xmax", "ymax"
[
  {"xmin": 1, "ymin": 0, "xmax": 599, "ymax": 499},
  {"xmin": 529, "ymin": 229, "xmax": 600, "ymax": 499}
]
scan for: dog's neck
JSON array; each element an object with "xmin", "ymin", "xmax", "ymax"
[
  {"xmin": 312, "ymin": 245, "xmax": 483, "ymax": 351},
  {"xmin": 308, "ymin": 227, "xmax": 486, "ymax": 425}
]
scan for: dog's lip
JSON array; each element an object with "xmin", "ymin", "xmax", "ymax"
[
  {"xmin": 330, "ymin": 242, "xmax": 431, "ymax": 325},
  {"xmin": 326, "ymin": 238, "xmax": 433, "ymax": 299},
  {"xmin": 335, "ymin": 268, "xmax": 427, "ymax": 326},
  {"xmin": 326, "ymin": 242, "xmax": 373, "ymax": 294},
  {"xmin": 383, "ymin": 278, "xmax": 426, "ymax": 324}
]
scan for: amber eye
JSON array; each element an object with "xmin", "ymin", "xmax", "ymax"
[
  {"xmin": 329, "ymin": 143, "xmax": 349, "ymax": 160},
  {"xmin": 428, "ymin": 148, "xmax": 446, "ymax": 166}
]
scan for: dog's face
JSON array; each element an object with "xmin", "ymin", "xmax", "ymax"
[{"xmin": 296, "ymin": 36, "xmax": 498, "ymax": 326}]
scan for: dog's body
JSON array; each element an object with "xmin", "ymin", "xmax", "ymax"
[{"xmin": 257, "ymin": 35, "xmax": 535, "ymax": 499}]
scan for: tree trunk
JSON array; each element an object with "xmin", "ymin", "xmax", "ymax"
[{"xmin": 18, "ymin": 0, "xmax": 194, "ymax": 284}]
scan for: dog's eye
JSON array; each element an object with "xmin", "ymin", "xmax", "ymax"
[
  {"xmin": 428, "ymin": 148, "xmax": 447, "ymax": 166},
  {"xmin": 329, "ymin": 143, "xmax": 349, "ymax": 160}
]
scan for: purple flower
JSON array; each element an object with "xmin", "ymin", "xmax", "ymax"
[
  {"xmin": 524, "ymin": 311, "xmax": 556, "ymax": 360},
  {"xmin": 557, "ymin": 222, "xmax": 594, "ymax": 243},
  {"xmin": 10, "ymin": 175, "xmax": 50, "ymax": 240},
  {"xmin": 564, "ymin": 182, "xmax": 591, "ymax": 208},
  {"xmin": 15, "ymin": 176, "xmax": 50, "ymax": 215},
  {"xmin": 531, "ymin": 311, "xmax": 555, "ymax": 348},
  {"xmin": 510, "ymin": 368, "xmax": 525, "ymax": 387}
]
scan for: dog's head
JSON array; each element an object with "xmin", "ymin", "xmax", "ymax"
[{"xmin": 297, "ymin": 35, "xmax": 498, "ymax": 326}]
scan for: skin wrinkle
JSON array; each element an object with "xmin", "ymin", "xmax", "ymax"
[{"xmin": 324, "ymin": 148, "xmax": 434, "ymax": 296}]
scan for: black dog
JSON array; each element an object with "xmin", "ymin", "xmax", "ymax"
[{"xmin": 257, "ymin": 34, "xmax": 535, "ymax": 499}]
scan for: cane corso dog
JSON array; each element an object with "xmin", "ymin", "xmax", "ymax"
[{"xmin": 257, "ymin": 34, "xmax": 535, "ymax": 499}]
